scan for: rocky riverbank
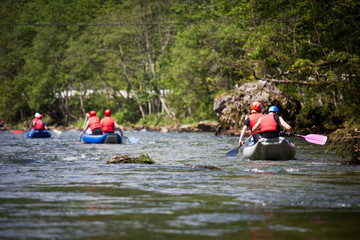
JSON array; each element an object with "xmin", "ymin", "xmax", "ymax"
[
  {"xmin": 328, "ymin": 128, "xmax": 360, "ymax": 164},
  {"xmin": 213, "ymin": 80, "xmax": 300, "ymax": 135}
]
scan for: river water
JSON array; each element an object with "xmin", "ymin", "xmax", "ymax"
[{"xmin": 1, "ymin": 130, "xmax": 360, "ymax": 239}]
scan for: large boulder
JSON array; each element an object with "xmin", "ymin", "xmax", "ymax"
[{"xmin": 214, "ymin": 80, "xmax": 300, "ymax": 135}]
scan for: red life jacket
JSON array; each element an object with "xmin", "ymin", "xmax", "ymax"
[
  {"xmin": 88, "ymin": 116, "xmax": 101, "ymax": 133},
  {"xmin": 31, "ymin": 118, "xmax": 38, "ymax": 128},
  {"xmin": 260, "ymin": 114, "xmax": 278, "ymax": 133},
  {"xmin": 35, "ymin": 120, "xmax": 44, "ymax": 130},
  {"xmin": 101, "ymin": 116, "xmax": 114, "ymax": 133},
  {"xmin": 248, "ymin": 112, "xmax": 263, "ymax": 134}
]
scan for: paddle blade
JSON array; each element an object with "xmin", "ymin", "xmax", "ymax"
[
  {"xmin": 13, "ymin": 130, "xmax": 24, "ymax": 134},
  {"xmin": 302, "ymin": 134, "xmax": 328, "ymax": 145},
  {"xmin": 226, "ymin": 149, "xmax": 239, "ymax": 157},
  {"xmin": 52, "ymin": 130, "xmax": 62, "ymax": 135},
  {"xmin": 125, "ymin": 137, "xmax": 139, "ymax": 143},
  {"xmin": 226, "ymin": 136, "xmax": 252, "ymax": 157},
  {"xmin": 226, "ymin": 146, "xmax": 240, "ymax": 157}
]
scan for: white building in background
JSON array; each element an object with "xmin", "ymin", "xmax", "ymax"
[{"xmin": 58, "ymin": 89, "xmax": 170, "ymax": 98}]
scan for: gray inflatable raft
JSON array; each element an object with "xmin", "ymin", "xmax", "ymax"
[{"xmin": 243, "ymin": 137, "xmax": 296, "ymax": 160}]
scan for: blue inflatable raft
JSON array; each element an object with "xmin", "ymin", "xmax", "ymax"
[
  {"xmin": 82, "ymin": 133, "xmax": 122, "ymax": 144},
  {"xmin": 27, "ymin": 129, "xmax": 51, "ymax": 138}
]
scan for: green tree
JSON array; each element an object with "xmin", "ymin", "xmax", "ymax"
[
  {"xmin": 0, "ymin": 0, "xmax": 34, "ymax": 123},
  {"xmin": 217, "ymin": 0, "xmax": 360, "ymax": 129},
  {"xmin": 16, "ymin": 0, "xmax": 106, "ymax": 124}
]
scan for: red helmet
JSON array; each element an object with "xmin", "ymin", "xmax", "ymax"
[
  {"xmin": 105, "ymin": 109, "xmax": 111, "ymax": 117},
  {"xmin": 89, "ymin": 111, "xmax": 96, "ymax": 117},
  {"xmin": 250, "ymin": 102, "xmax": 262, "ymax": 112}
]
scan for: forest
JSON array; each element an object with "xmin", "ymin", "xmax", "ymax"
[{"xmin": 1, "ymin": 0, "xmax": 359, "ymax": 132}]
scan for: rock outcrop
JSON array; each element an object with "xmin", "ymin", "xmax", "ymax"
[{"xmin": 214, "ymin": 80, "xmax": 300, "ymax": 135}]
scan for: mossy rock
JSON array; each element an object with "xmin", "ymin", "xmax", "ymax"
[
  {"xmin": 327, "ymin": 128, "xmax": 360, "ymax": 165},
  {"xmin": 107, "ymin": 154, "xmax": 155, "ymax": 164}
]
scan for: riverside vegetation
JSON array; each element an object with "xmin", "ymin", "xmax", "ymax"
[{"xmin": 1, "ymin": 0, "xmax": 359, "ymax": 161}]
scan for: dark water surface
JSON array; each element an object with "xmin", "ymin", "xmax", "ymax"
[{"xmin": 1, "ymin": 130, "xmax": 360, "ymax": 239}]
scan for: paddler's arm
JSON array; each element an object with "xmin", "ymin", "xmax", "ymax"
[
  {"xmin": 80, "ymin": 121, "xmax": 89, "ymax": 135},
  {"xmin": 279, "ymin": 117, "xmax": 294, "ymax": 134},
  {"xmin": 114, "ymin": 121, "xmax": 124, "ymax": 137},
  {"xmin": 238, "ymin": 125, "xmax": 249, "ymax": 146},
  {"xmin": 43, "ymin": 121, "xmax": 48, "ymax": 130}
]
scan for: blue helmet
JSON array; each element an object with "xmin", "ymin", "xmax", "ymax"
[{"xmin": 268, "ymin": 106, "xmax": 279, "ymax": 114}]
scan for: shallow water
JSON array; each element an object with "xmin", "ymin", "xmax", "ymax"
[{"xmin": 1, "ymin": 130, "xmax": 360, "ymax": 239}]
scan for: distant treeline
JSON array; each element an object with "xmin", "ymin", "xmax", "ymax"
[{"xmin": 1, "ymin": 0, "xmax": 359, "ymax": 131}]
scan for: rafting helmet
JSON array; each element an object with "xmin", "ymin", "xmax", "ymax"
[
  {"xmin": 35, "ymin": 112, "xmax": 40, "ymax": 118},
  {"xmin": 38, "ymin": 114, "xmax": 43, "ymax": 119},
  {"xmin": 268, "ymin": 106, "xmax": 280, "ymax": 114},
  {"xmin": 89, "ymin": 111, "xmax": 96, "ymax": 117},
  {"xmin": 105, "ymin": 109, "xmax": 111, "ymax": 117},
  {"xmin": 250, "ymin": 102, "xmax": 262, "ymax": 112}
]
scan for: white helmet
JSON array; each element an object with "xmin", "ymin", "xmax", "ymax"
[{"xmin": 35, "ymin": 112, "xmax": 40, "ymax": 118}]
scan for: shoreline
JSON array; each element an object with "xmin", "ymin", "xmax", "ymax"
[
  {"xmin": 4, "ymin": 121, "xmax": 337, "ymax": 136},
  {"xmin": 3, "ymin": 121, "xmax": 223, "ymax": 135}
]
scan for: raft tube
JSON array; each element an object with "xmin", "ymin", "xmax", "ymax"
[
  {"xmin": 82, "ymin": 133, "xmax": 122, "ymax": 144},
  {"xmin": 243, "ymin": 137, "xmax": 296, "ymax": 160},
  {"xmin": 27, "ymin": 129, "xmax": 51, "ymax": 138}
]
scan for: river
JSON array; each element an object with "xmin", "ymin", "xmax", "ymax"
[{"xmin": 1, "ymin": 130, "xmax": 360, "ymax": 239}]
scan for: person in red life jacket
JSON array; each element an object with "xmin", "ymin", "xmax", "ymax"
[
  {"xmin": 34, "ymin": 114, "xmax": 48, "ymax": 130},
  {"xmin": 238, "ymin": 102, "xmax": 263, "ymax": 146},
  {"xmin": 101, "ymin": 109, "xmax": 124, "ymax": 136},
  {"xmin": 30, "ymin": 113, "xmax": 40, "ymax": 129},
  {"xmin": 80, "ymin": 111, "xmax": 103, "ymax": 136},
  {"xmin": 252, "ymin": 106, "xmax": 293, "ymax": 139}
]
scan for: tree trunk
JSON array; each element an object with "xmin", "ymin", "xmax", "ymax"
[
  {"xmin": 160, "ymin": 96, "xmax": 175, "ymax": 118},
  {"xmin": 79, "ymin": 85, "xmax": 86, "ymax": 117},
  {"xmin": 119, "ymin": 43, "xmax": 146, "ymax": 119},
  {"xmin": 65, "ymin": 85, "xmax": 69, "ymax": 124}
]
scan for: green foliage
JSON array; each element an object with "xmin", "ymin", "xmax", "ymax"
[
  {"xmin": 113, "ymin": 100, "xmax": 142, "ymax": 125},
  {"xmin": 164, "ymin": 21, "xmax": 238, "ymax": 120},
  {"xmin": 136, "ymin": 113, "xmax": 179, "ymax": 127},
  {"xmin": 1, "ymin": 0, "xmax": 359, "ymax": 132}
]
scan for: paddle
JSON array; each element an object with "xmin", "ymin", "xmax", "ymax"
[
  {"xmin": 49, "ymin": 129, "xmax": 62, "ymax": 135},
  {"xmin": 78, "ymin": 133, "xmax": 84, "ymax": 143},
  {"xmin": 78, "ymin": 115, "xmax": 88, "ymax": 143},
  {"xmin": 13, "ymin": 130, "xmax": 24, "ymax": 134},
  {"xmin": 294, "ymin": 133, "xmax": 327, "ymax": 145},
  {"xmin": 124, "ymin": 136, "xmax": 139, "ymax": 143},
  {"xmin": 82, "ymin": 114, "xmax": 88, "ymax": 129},
  {"xmin": 226, "ymin": 135, "xmax": 252, "ymax": 157}
]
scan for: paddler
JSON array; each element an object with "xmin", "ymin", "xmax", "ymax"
[
  {"xmin": 101, "ymin": 109, "xmax": 124, "ymax": 137},
  {"xmin": 238, "ymin": 102, "xmax": 263, "ymax": 146},
  {"xmin": 80, "ymin": 110, "xmax": 103, "ymax": 136},
  {"xmin": 30, "ymin": 113, "xmax": 40, "ymax": 129},
  {"xmin": 252, "ymin": 105, "xmax": 293, "ymax": 138},
  {"xmin": 33, "ymin": 114, "xmax": 48, "ymax": 130}
]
